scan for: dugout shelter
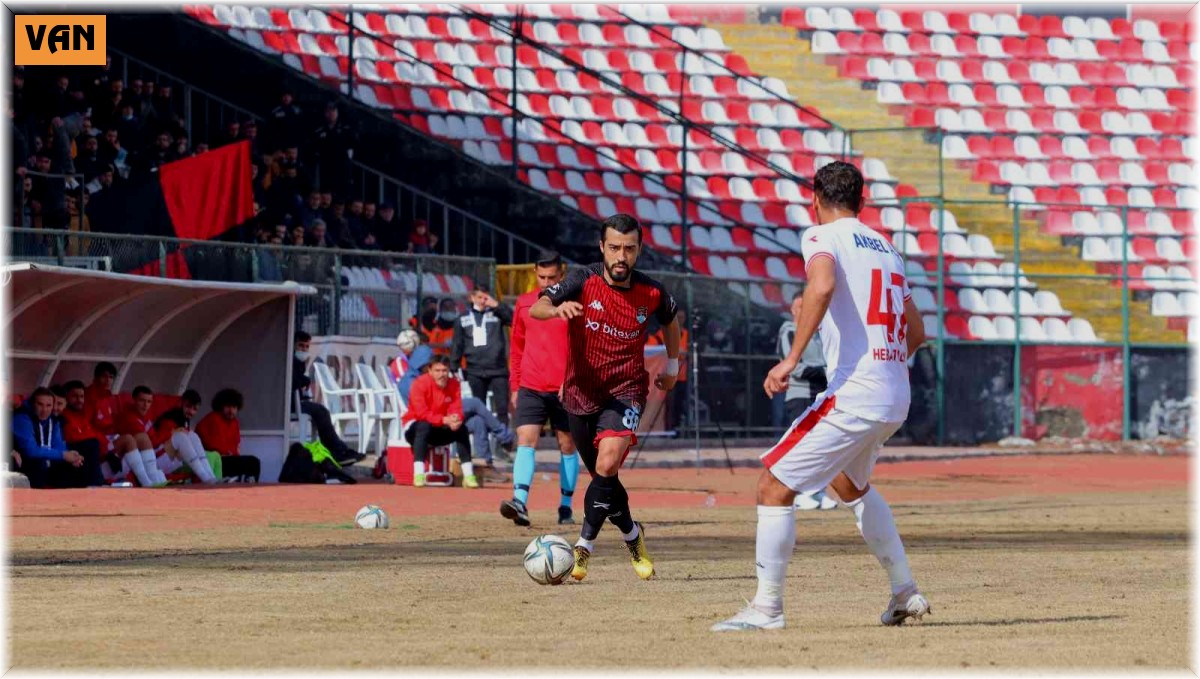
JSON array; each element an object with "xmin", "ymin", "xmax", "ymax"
[{"xmin": 3, "ymin": 263, "xmax": 315, "ymax": 481}]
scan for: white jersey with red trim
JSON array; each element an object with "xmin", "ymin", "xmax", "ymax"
[{"xmin": 800, "ymin": 216, "xmax": 912, "ymax": 423}]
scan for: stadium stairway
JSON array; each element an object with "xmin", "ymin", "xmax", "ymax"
[{"xmin": 717, "ymin": 22, "xmax": 1176, "ymax": 342}]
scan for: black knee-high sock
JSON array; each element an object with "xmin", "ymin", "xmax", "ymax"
[
  {"xmin": 606, "ymin": 474, "xmax": 635, "ymax": 535},
  {"xmin": 581, "ymin": 474, "xmax": 618, "ymax": 541}
]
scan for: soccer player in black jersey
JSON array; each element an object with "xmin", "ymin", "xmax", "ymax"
[{"xmin": 530, "ymin": 214, "xmax": 681, "ymax": 581}]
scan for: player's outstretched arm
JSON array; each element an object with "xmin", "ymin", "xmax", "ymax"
[
  {"xmin": 903, "ymin": 296, "xmax": 925, "ymax": 355},
  {"xmin": 530, "ymin": 296, "xmax": 582, "ymax": 321},
  {"xmin": 765, "ymin": 258, "xmax": 835, "ymax": 396}
]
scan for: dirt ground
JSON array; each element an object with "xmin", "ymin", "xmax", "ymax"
[{"xmin": 7, "ymin": 454, "xmax": 1189, "ymax": 670}]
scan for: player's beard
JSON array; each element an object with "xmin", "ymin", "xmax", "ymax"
[{"xmin": 606, "ymin": 261, "xmax": 632, "ymax": 283}]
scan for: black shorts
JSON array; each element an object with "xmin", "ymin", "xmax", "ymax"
[
  {"xmin": 514, "ymin": 388, "xmax": 571, "ymax": 432},
  {"xmin": 568, "ymin": 399, "xmax": 641, "ymax": 474}
]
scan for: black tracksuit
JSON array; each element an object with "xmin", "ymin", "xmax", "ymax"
[{"xmin": 450, "ymin": 305, "xmax": 513, "ymax": 421}]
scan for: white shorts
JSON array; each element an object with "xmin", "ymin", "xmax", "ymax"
[{"xmin": 761, "ymin": 394, "xmax": 902, "ymax": 494}]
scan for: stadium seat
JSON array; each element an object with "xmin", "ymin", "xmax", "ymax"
[{"xmin": 1067, "ymin": 318, "xmax": 1099, "ymax": 342}]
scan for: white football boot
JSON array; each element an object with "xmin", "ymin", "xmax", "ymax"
[
  {"xmin": 793, "ymin": 491, "xmax": 822, "ymax": 511},
  {"xmin": 880, "ymin": 588, "xmax": 931, "ymax": 626},
  {"xmin": 711, "ymin": 602, "xmax": 785, "ymax": 632}
]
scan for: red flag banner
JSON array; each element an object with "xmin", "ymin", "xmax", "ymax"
[{"xmin": 158, "ymin": 140, "xmax": 254, "ymax": 240}]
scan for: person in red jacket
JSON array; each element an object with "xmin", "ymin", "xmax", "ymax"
[
  {"xmin": 499, "ymin": 250, "xmax": 580, "ymax": 527},
  {"xmin": 195, "ymin": 388, "xmax": 261, "ymax": 483},
  {"xmin": 83, "ymin": 362, "xmax": 121, "ymax": 438},
  {"xmin": 112, "ymin": 385, "xmax": 169, "ymax": 487},
  {"xmin": 59, "ymin": 380, "xmax": 113, "ymax": 486},
  {"xmin": 404, "ymin": 356, "xmax": 477, "ymax": 488}
]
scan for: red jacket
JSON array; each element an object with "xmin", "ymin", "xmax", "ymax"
[
  {"xmin": 84, "ymin": 384, "xmax": 120, "ymax": 436},
  {"xmin": 510, "ymin": 289, "xmax": 569, "ymax": 393},
  {"xmin": 195, "ymin": 412, "xmax": 241, "ymax": 457},
  {"xmin": 405, "ymin": 374, "xmax": 463, "ymax": 426},
  {"xmin": 61, "ymin": 408, "xmax": 106, "ymax": 448},
  {"xmin": 115, "ymin": 406, "xmax": 170, "ymax": 447}
]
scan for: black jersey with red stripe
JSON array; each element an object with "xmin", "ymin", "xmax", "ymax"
[{"xmin": 540, "ymin": 263, "xmax": 677, "ymax": 415}]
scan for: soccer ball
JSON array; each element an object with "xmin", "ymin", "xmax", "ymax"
[
  {"xmin": 355, "ymin": 504, "xmax": 389, "ymax": 529},
  {"xmin": 523, "ymin": 535, "xmax": 575, "ymax": 585}
]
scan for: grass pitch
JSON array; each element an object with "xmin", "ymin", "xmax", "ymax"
[{"xmin": 9, "ymin": 458, "xmax": 1189, "ymax": 670}]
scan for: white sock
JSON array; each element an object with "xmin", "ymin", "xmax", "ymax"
[
  {"xmin": 461, "ymin": 461, "xmax": 474, "ymax": 478},
  {"xmin": 753, "ymin": 505, "xmax": 795, "ymax": 615},
  {"xmin": 848, "ymin": 487, "xmax": 915, "ymax": 596},
  {"xmin": 187, "ymin": 433, "xmax": 218, "ymax": 483},
  {"xmin": 174, "ymin": 433, "xmax": 214, "ymax": 483},
  {"xmin": 141, "ymin": 449, "xmax": 167, "ymax": 484},
  {"xmin": 413, "ymin": 460, "xmax": 426, "ymax": 476},
  {"xmin": 123, "ymin": 452, "xmax": 155, "ymax": 487},
  {"xmin": 196, "ymin": 456, "xmax": 217, "ymax": 483},
  {"xmin": 574, "ymin": 537, "xmax": 594, "ymax": 553},
  {"xmin": 622, "ymin": 523, "xmax": 640, "ymax": 542}
]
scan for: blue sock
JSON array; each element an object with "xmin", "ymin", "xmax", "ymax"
[
  {"xmin": 560, "ymin": 451, "xmax": 580, "ymax": 508},
  {"xmin": 513, "ymin": 446, "xmax": 536, "ymax": 505}
]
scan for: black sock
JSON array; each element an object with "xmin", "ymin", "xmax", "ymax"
[
  {"xmin": 606, "ymin": 474, "xmax": 635, "ymax": 535},
  {"xmin": 581, "ymin": 474, "xmax": 617, "ymax": 541}
]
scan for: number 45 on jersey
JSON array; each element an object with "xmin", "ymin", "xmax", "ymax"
[{"xmin": 867, "ymin": 268, "xmax": 908, "ymax": 345}]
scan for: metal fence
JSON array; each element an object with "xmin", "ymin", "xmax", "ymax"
[
  {"xmin": 5, "ymin": 227, "xmax": 495, "ymax": 340},
  {"xmin": 874, "ymin": 197, "xmax": 1193, "ymax": 444}
]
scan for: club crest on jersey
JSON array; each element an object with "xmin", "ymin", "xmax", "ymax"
[
  {"xmin": 589, "ymin": 299, "xmax": 605, "ymax": 312},
  {"xmin": 636, "ymin": 306, "xmax": 648, "ymax": 324}
]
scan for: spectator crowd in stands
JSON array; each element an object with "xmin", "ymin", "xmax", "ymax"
[{"xmin": 11, "ymin": 56, "xmax": 436, "ymax": 256}]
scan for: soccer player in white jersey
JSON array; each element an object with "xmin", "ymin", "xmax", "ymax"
[{"xmin": 712, "ymin": 161, "xmax": 930, "ymax": 632}]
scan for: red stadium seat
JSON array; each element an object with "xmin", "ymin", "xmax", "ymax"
[
  {"xmin": 946, "ymin": 315, "xmax": 971, "ymax": 340},
  {"xmin": 1038, "ymin": 15, "xmax": 1065, "ymax": 38},
  {"xmin": 1152, "ymin": 189, "xmax": 1178, "ymax": 209},
  {"xmin": 854, "ymin": 9, "xmax": 879, "ymax": 31},
  {"xmin": 785, "ymin": 256, "xmax": 806, "ymax": 279},
  {"xmin": 840, "ymin": 57, "xmax": 870, "ymax": 80}
]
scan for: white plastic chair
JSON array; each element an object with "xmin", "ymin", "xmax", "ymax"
[
  {"xmin": 310, "ymin": 361, "xmax": 362, "ymax": 445},
  {"xmin": 355, "ymin": 362, "xmax": 400, "ymax": 455}
]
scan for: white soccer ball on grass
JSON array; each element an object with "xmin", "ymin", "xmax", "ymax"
[
  {"xmin": 355, "ymin": 504, "xmax": 390, "ymax": 529},
  {"xmin": 523, "ymin": 534, "xmax": 575, "ymax": 585}
]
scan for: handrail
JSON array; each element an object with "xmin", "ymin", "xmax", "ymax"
[
  {"xmin": 609, "ymin": 6, "xmax": 843, "ymax": 133},
  {"xmin": 4, "ymin": 225, "xmax": 497, "ymax": 264},
  {"xmin": 320, "ymin": 8, "xmax": 807, "ymax": 260},
  {"xmin": 452, "ymin": 6, "xmax": 817, "ymax": 189}
]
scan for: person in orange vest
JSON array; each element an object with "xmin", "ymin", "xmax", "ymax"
[
  {"xmin": 648, "ymin": 308, "xmax": 690, "ymax": 432},
  {"xmin": 426, "ymin": 299, "xmax": 458, "ymax": 357}
]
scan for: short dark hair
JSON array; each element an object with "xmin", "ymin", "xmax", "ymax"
[
  {"xmin": 30, "ymin": 387, "xmax": 54, "ymax": 402},
  {"xmin": 813, "ymin": 161, "xmax": 865, "ymax": 214},
  {"xmin": 49, "ymin": 384, "xmax": 67, "ymax": 398},
  {"xmin": 295, "ymin": 330, "xmax": 312, "ymax": 343},
  {"xmin": 93, "ymin": 362, "xmax": 117, "ymax": 379},
  {"xmin": 535, "ymin": 250, "xmax": 562, "ymax": 268},
  {"xmin": 212, "ymin": 388, "xmax": 244, "ymax": 411},
  {"xmin": 132, "ymin": 385, "xmax": 153, "ymax": 399},
  {"xmin": 63, "ymin": 380, "xmax": 85, "ymax": 392},
  {"xmin": 181, "ymin": 389, "xmax": 202, "ymax": 407},
  {"xmin": 600, "ymin": 213, "xmax": 642, "ymax": 243},
  {"xmin": 472, "ymin": 283, "xmax": 490, "ymax": 294},
  {"xmin": 427, "ymin": 355, "xmax": 452, "ymax": 370}
]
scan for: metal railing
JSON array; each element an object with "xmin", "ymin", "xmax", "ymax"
[
  {"xmin": 299, "ymin": 7, "xmax": 816, "ymax": 266},
  {"xmin": 5, "ymin": 227, "xmax": 495, "ymax": 338}
]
